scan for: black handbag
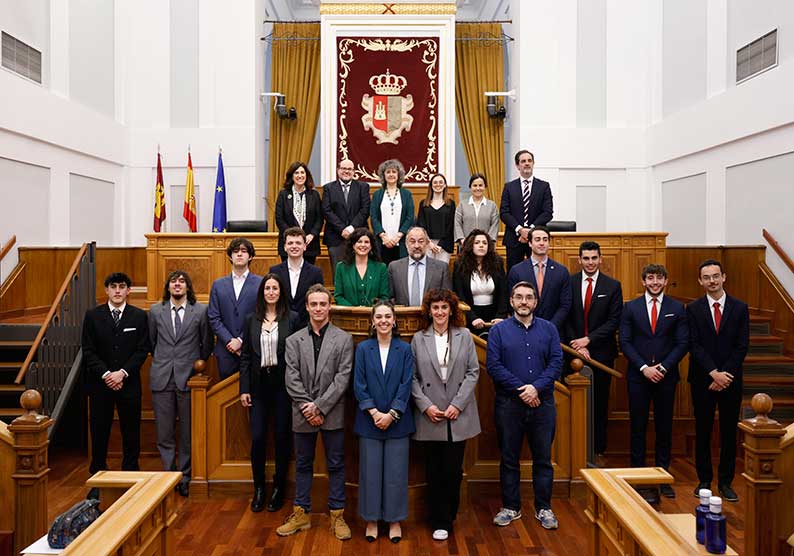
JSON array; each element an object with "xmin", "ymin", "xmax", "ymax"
[{"xmin": 47, "ymin": 498, "xmax": 101, "ymax": 548}]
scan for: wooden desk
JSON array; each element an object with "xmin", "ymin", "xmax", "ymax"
[{"xmin": 662, "ymin": 513, "xmax": 738, "ymax": 556}]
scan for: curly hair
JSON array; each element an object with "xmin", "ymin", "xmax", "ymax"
[
  {"xmin": 369, "ymin": 299, "xmax": 399, "ymax": 338},
  {"xmin": 420, "ymin": 288, "xmax": 464, "ymax": 329},
  {"xmin": 455, "ymin": 229, "xmax": 504, "ymax": 279},
  {"xmin": 161, "ymin": 270, "xmax": 197, "ymax": 305},
  {"xmin": 283, "ymin": 161, "xmax": 315, "ymax": 191},
  {"xmin": 377, "ymin": 159, "xmax": 406, "ymax": 188},
  {"xmin": 341, "ymin": 228, "xmax": 381, "ymax": 265}
]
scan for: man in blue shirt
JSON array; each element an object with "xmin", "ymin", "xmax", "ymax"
[{"xmin": 487, "ymin": 281, "xmax": 562, "ymax": 531}]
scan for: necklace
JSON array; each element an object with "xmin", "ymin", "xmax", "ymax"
[{"xmin": 385, "ymin": 188, "xmax": 398, "ymax": 215}]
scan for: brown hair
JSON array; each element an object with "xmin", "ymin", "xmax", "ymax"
[
  {"xmin": 420, "ymin": 288, "xmax": 464, "ymax": 328},
  {"xmin": 423, "ymin": 173, "xmax": 450, "ymax": 206}
]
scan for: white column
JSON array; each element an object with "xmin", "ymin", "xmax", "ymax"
[
  {"xmin": 706, "ymin": 0, "xmax": 728, "ymax": 98},
  {"xmin": 48, "ymin": 0, "xmax": 69, "ymax": 98}
]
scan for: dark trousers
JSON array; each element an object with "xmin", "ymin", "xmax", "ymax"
[
  {"xmin": 495, "ymin": 394, "xmax": 556, "ymax": 512},
  {"xmin": 423, "ymin": 431, "xmax": 466, "ymax": 531},
  {"xmin": 294, "ymin": 428, "xmax": 345, "ymax": 511},
  {"xmin": 327, "ymin": 243, "xmax": 346, "ymax": 282},
  {"xmin": 627, "ymin": 376, "xmax": 677, "ymax": 469},
  {"xmin": 379, "ymin": 244, "xmax": 401, "ymax": 267},
  {"xmin": 88, "ymin": 388, "xmax": 141, "ymax": 474},
  {"xmin": 691, "ymin": 382, "xmax": 742, "ymax": 486},
  {"xmin": 505, "ymin": 243, "xmax": 531, "ymax": 272},
  {"xmin": 249, "ymin": 375, "xmax": 292, "ymax": 488},
  {"xmin": 592, "ymin": 368, "xmax": 613, "ymax": 454}
]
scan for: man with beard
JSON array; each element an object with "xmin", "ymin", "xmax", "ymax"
[
  {"xmin": 619, "ymin": 264, "xmax": 688, "ymax": 503},
  {"xmin": 487, "ymin": 281, "xmax": 562, "ymax": 531},
  {"xmin": 388, "ymin": 226, "xmax": 451, "ymax": 306},
  {"xmin": 149, "ymin": 270, "xmax": 213, "ymax": 496}
]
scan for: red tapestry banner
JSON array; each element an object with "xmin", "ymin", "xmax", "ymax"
[{"xmin": 337, "ymin": 37, "xmax": 439, "ymax": 184}]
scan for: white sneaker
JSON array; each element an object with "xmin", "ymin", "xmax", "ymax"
[{"xmin": 432, "ymin": 529, "xmax": 449, "ymax": 541}]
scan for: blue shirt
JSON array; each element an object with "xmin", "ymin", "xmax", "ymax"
[{"xmin": 486, "ymin": 315, "xmax": 562, "ymax": 398}]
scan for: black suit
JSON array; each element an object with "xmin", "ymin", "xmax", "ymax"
[
  {"xmin": 321, "ymin": 179, "xmax": 371, "ymax": 247},
  {"xmin": 687, "ymin": 294, "xmax": 749, "ymax": 487},
  {"xmin": 268, "ymin": 261, "xmax": 324, "ymax": 328},
  {"xmin": 451, "ymin": 261, "xmax": 510, "ymax": 333},
  {"xmin": 499, "ymin": 177, "xmax": 553, "ymax": 269},
  {"xmin": 239, "ymin": 310, "xmax": 300, "ymax": 488},
  {"xmin": 564, "ymin": 272, "xmax": 622, "ymax": 454},
  {"xmin": 274, "ymin": 188, "xmax": 324, "ymax": 263},
  {"xmin": 81, "ymin": 303, "xmax": 150, "ymax": 474}
]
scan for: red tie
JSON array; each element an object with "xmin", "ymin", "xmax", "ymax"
[
  {"xmin": 583, "ymin": 277, "xmax": 593, "ymax": 336},
  {"xmin": 650, "ymin": 298, "xmax": 658, "ymax": 334},
  {"xmin": 713, "ymin": 302, "xmax": 721, "ymax": 333}
]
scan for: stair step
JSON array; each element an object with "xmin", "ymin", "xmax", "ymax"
[
  {"xmin": 0, "ymin": 324, "xmax": 40, "ymax": 341},
  {"xmin": 748, "ymin": 335, "xmax": 784, "ymax": 355},
  {"xmin": 743, "ymin": 355, "xmax": 794, "ymax": 376},
  {"xmin": 0, "ymin": 384, "xmax": 25, "ymax": 406},
  {"xmin": 742, "ymin": 400, "xmax": 794, "ymax": 424},
  {"xmin": 743, "ymin": 382, "xmax": 794, "ymax": 398},
  {"xmin": 749, "ymin": 315, "xmax": 771, "ymax": 335},
  {"xmin": 0, "ymin": 340, "xmax": 34, "ymax": 347},
  {"xmin": 0, "ymin": 408, "xmax": 23, "ymax": 424},
  {"xmin": 0, "ymin": 384, "xmax": 25, "ymax": 392}
]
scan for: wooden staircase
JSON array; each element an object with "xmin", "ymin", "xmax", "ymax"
[
  {"xmin": 743, "ymin": 315, "xmax": 794, "ymax": 424},
  {"xmin": 0, "ymin": 323, "xmax": 38, "ymax": 423}
]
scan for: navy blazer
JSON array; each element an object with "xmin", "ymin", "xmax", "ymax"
[
  {"xmin": 686, "ymin": 294, "xmax": 749, "ymax": 388},
  {"xmin": 353, "ymin": 337, "xmax": 416, "ymax": 440},
  {"xmin": 507, "ymin": 257, "xmax": 571, "ymax": 330},
  {"xmin": 563, "ymin": 272, "xmax": 623, "ymax": 364},
  {"xmin": 619, "ymin": 295, "xmax": 689, "ymax": 382},
  {"xmin": 499, "ymin": 177, "xmax": 553, "ymax": 247},
  {"xmin": 268, "ymin": 261, "xmax": 324, "ymax": 328},
  {"xmin": 321, "ymin": 179, "xmax": 371, "ymax": 247},
  {"xmin": 274, "ymin": 188, "xmax": 324, "ymax": 258},
  {"xmin": 208, "ymin": 273, "xmax": 263, "ymax": 374}
]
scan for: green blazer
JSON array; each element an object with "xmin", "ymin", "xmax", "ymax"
[
  {"xmin": 370, "ymin": 187, "xmax": 414, "ymax": 258},
  {"xmin": 334, "ymin": 260, "xmax": 391, "ymax": 306}
]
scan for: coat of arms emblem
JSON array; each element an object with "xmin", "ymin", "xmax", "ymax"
[{"xmin": 361, "ymin": 69, "xmax": 414, "ymax": 144}]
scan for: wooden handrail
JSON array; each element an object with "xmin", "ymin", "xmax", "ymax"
[
  {"xmin": 763, "ymin": 228, "xmax": 794, "ymax": 274},
  {"xmin": 561, "ymin": 343, "xmax": 623, "ymax": 378},
  {"xmin": 0, "ymin": 234, "xmax": 16, "ymax": 262},
  {"xmin": 15, "ymin": 243, "xmax": 88, "ymax": 384}
]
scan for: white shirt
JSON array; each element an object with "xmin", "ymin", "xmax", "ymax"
[
  {"xmin": 468, "ymin": 195, "xmax": 487, "ymax": 218},
  {"xmin": 260, "ymin": 323, "xmax": 279, "ymax": 368},
  {"xmin": 706, "ymin": 292, "xmax": 727, "ymax": 329},
  {"xmin": 107, "ymin": 302, "xmax": 126, "ymax": 319},
  {"xmin": 287, "ymin": 258, "xmax": 304, "ymax": 298},
  {"xmin": 379, "ymin": 344, "xmax": 390, "ymax": 374},
  {"xmin": 381, "ymin": 188, "xmax": 402, "ymax": 237},
  {"xmin": 515, "ymin": 175, "xmax": 534, "ymax": 231},
  {"xmin": 470, "ymin": 273, "xmax": 495, "ymax": 306},
  {"xmin": 581, "ymin": 271, "xmax": 599, "ymax": 307},
  {"xmin": 232, "ymin": 270, "xmax": 249, "ymax": 300},
  {"xmin": 435, "ymin": 331, "xmax": 449, "ymax": 381},
  {"xmin": 169, "ymin": 301, "xmax": 186, "ymax": 335},
  {"xmin": 644, "ymin": 292, "xmax": 664, "ymax": 325},
  {"xmin": 407, "ymin": 256, "xmax": 427, "ymax": 300}
]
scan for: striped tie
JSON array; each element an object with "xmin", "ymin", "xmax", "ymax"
[{"xmin": 522, "ymin": 179, "xmax": 531, "ymax": 226}]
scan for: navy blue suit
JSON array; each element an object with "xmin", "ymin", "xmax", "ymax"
[
  {"xmin": 208, "ymin": 273, "xmax": 263, "ymax": 378},
  {"xmin": 687, "ymin": 294, "xmax": 749, "ymax": 486},
  {"xmin": 619, "ymin": 294, "xmax": 688, "ymax": 469},
  {"xmin": 268, "ymin": 261, "xmax": 324, "ymax": 329},
  {"xmin": 507, "ymin": 257, "xmax": 571, "ymax": 331},
  {"xmin": 499, "ymin": 177, "xmax": 553, "ymax": 268}
]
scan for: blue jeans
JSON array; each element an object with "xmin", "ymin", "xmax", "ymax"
[
  {"xmin": 494, "ymin": 394, "xmax": 556, "ymax": 512},
  {"xmin": 294, "ymin": 429, "xmax": 345, "ymax": 511}
]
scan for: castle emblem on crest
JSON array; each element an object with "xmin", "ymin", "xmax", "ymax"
[{"xmin": 361, "ymin": 69, "xmax": 414, "ymax": 144}]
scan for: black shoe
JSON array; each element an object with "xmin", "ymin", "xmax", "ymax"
[
  {"xmin": 86, "ymin": 487, "xmax": 100, "ymax": 500},
  {"xmin": 251, "ymin": 487, "xmax": 266, "ymax": 512},
  {"xmin": 267, "ymin": 485, "xmax": 285, "ymax": 512},
  {"xmin": 719, "ymin": 484, "xmax": 739, "ymax": 502},
  {"xmin": 693, "ymin": 482, "xmax": 711, "ymax": 498},
  {"xmin": 659, "ymin": 484, "xmax": 676, "ymax": 499},
  {"xmin": 176, "ymin": 482, "xmax": 189, "ymax": 497},
  {"xmin": 637, "ymin": 487, "xmax": 659, "ymax": 504}
]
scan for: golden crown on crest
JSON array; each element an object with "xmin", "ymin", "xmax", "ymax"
[{"xmin": 368, "ymin": 69, "xmax": 407, "ymax": 95}]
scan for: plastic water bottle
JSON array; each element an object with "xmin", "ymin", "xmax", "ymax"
[
  {"xmin": 695, "ymin": 488, "xmax": 712, "ymax": 544},
  {"xmin": 705, "ymin": 496, "xmax": 727, "ymax": 554}
]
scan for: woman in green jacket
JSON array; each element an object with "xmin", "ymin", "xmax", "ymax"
[
  {"xmin": 334, "ymin": 228, "xmax": 391, "ymax": 306},
  {"xmin": 370, "ymin": 159, "xmax": 415, "ymax": 265}
]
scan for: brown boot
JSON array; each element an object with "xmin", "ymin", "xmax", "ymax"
[
  {"xmin": 276, "ymin": 506, "xmax": 310, "ymax": 536},
  {"xmin": 329, "ymin": 508, "xmax": 351, "ymax": 540}
]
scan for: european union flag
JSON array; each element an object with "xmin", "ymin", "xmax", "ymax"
[{"xmin": 212, "ymin": 151, "xmax": 227, "ymax": 232}]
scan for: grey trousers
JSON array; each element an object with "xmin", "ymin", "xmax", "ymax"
[
  {"xmin": 152, "ymin": 373, "xmax": 191, "ymax": 484},
  {"xmin": 327, "ymin": 243, "xmax": 346, "ymax": 281},
  {"xmin": 358, "ymin": 436, "xmax": 409, "ymax": 522}
]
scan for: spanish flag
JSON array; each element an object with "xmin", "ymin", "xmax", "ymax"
[
  {"xmin": 153, "ymin": 152, "xmax": 166, "ymax": 232},
  {"xmin": 183, "ymin": 152, "xmax": 197, "ymax": 232}
]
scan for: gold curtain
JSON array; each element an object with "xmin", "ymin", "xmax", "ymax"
[
  {"xmin": 455, "ymin": 23, "xmax": 506, "ymax": 212},
  {"xmin": 266, "ymin": 23, "xmax": 321, "ymax": 224}
]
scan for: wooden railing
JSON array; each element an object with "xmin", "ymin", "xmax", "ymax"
[
  {"xmin": 0, "ymin": 389, "xmax": 52, "ymax": 555},
  {"xmin": 740, "ymin": 393, "xmax": 794, "ymax": 556},
  {"xmin": 0, "ymin": 234, "xmax": 16, "ymax": 263},
  {"xmin": 560, "ymin": 343, "xmax": 622, "ymax": 378},
  {"xmin": 764, "ymin": 228, "xmax": 794, "ymax": 275},
  {"xmin": 15, "ymin": 243, "xmax": 96, "ymax": 422}
]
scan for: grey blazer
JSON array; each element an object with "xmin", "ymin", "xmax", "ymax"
[
  {"xmin": 411, "ymin": 326, "xmax": 481, "ymax": 442},
  {"xmin": 148, "ymin": 301, "xmax": 213, "ymax": 391},
  {"xmin": 284, "ymin": 323, "xmax": 354, "ymax": 432},
  {"xmin": 388, "ymin": 256, "xmax": 452, "ymax": 306},
  {"xmin": 454, "ymin": 197, "xmax": 500, "ymax": 243}
]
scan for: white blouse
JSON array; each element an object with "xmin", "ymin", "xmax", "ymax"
[
  {"xmin": 381, "ymin": 189, "xmax": 402, "ymax": 237},
  {"xmin": 435, "ymin": 332, "xmax": 449, "ymax": 382},
  {"xmin": 260, "ymin": 323, "xmax": 279, "ymax": 368},
  {"xmin": 470, "ymin": 273, "xmax": 495, "ymax": 306}
]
